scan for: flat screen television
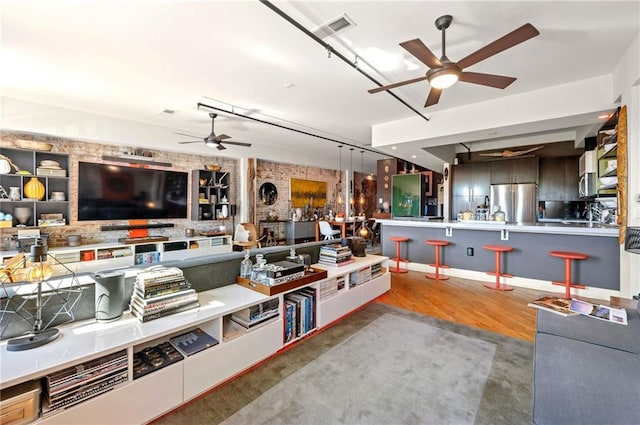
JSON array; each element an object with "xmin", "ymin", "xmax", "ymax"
[{"xmin": 77, "ymin": 162, "xmax": 188, "ymax": 221}]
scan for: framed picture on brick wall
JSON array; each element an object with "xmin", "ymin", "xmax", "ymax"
[{"xmin": 290, "ymin": 178, "xmax": 326, "ymax": 208}]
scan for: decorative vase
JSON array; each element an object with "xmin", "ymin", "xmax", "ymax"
[
  {"xmin": 221, "ymin": 204, "xmax": 228, "ymax": 218},
  {"xmin": 24, "ymin": 177, "xmax": 45, "ymax": 200},
  {"xmin": 13, "ymin": 207, "xmax": 32, "ymax": 226},
  {"xmin": 9, "ymin": 187, "xmax": 21, "ymax": 201}
]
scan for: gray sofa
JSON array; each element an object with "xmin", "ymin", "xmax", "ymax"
[{"xmin": 533, "ymin": 307, "xmax": 640, "ymax": 424}]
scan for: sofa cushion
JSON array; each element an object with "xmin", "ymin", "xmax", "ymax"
[
  {"xmin": 533, "ymin": 332, "xmax": 640, "ymax": 425},
  {"xmin": 536, "ymin": 308, "xmax": 640, "ymax": 354}
]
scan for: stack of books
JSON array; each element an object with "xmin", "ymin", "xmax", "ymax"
[
  {"xmin": 130, "ymin": 267, "xmax": 199, "ymax": 322},
  {"xmin": 318, "ymin": 244, "xmax": 354, "ymax": 267},
  {"xmin": 230, "ymin": 298, "xmax": 280, "ymax": 329}
]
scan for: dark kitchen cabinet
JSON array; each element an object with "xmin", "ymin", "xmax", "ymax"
[
  {"xmin": 451, "ymin": 162, "xmax": 490, "ymax": 219},
  {"xmin": 538, "ymin": 157, "xmax": 579, "ymax": 201},
  {"xmin": 490, "ymin": 157, "xmax": 538, "ymax": 184}
]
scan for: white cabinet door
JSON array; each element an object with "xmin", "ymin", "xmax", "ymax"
[{"xmin": 183, "ymin": 319, "xmax": 283, "ymax": 401}]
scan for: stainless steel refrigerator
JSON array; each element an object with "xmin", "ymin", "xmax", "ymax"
[{"xmin": 490, "ymin": 183, "xmax": 537, "ymax": 223}]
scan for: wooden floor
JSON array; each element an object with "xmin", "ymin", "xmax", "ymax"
[{"xmin": 376, "ymin": 270, "xmax": 553, "ymax": 343}]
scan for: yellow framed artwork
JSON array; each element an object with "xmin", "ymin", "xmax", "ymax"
[{"xmin": 290, "ymin": 178, "xmax": 326, "ymax": 208}]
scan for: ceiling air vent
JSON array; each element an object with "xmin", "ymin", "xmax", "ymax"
[{"xmin": 312, "ymin": 14, "xmax": 356, "ymax": 40}]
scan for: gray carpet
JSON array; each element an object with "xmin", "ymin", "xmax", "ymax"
[{"xmin": 153, "ymin": 303, "xmax": 533, "ymax": 425}]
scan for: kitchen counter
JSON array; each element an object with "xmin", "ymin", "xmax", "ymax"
[
  {"xmin": 376, "ymin": 218, "xmax": 618, "ymax": 237},
  {"xmin": 375, "ymin": 218, "xmax": 620, "ymax": 295}
]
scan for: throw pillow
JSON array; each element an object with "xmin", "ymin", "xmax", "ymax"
[{"xmin": 235, "ymin": 224, "xmax": 250, "ymax": 242}]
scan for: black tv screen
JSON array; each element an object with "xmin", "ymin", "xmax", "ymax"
[{"xmin": 78, "ymin": 162, "xmax": 188, "ymax": 220}]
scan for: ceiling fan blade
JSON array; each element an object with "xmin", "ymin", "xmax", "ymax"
[
  {"xmin": 175, "ymin": 132, "xmax": 201, "ymax": 138},
  {"xmin": 457, "ymin": 23, "xmax": 539, "ymax": 70},
  {"xmin": 216, "ymin": 144, "xmax": 226, "ymax": 151},
  {"xmin": 215, "ymin": 134, "xmax": 231, "ymax": 141},
  {"xmin": 177, "ymin": 140, "xmax": 204, "ymax": 145},
  {"xmin": 222, "ymin": 140, "xmax": 252, "ymax": 148},
  {"xmin": 368, "ymin": 76, "xmax": 429, "ymax": 94},
  {"xmin": 459, "ymin": 72, "xmax": 517, "ymax": 89},
  {"xmin": 399, "ymin": 39, "xmax": 442, "ymax": 69},
  {"xmin": 478, "ymin": 152, "xmax": 507, "ymax": 157},
  {"xmin": 425, "ymin": 87, "xmax": 442, "ymax": 107}
]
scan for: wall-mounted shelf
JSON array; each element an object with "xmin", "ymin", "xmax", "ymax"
[
  {"xmin": 0, "ymin": 147, "xmax": 70, "ymax": 228},
  {"xmin": 101, "ymin": 155, "xmax": 172, "ymax": 168}
]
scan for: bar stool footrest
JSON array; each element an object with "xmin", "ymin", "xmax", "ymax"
[
  {"xmin": 552, "ymin": 281, "xmax": 586, "ymax": 289},
  {"xmin": 487, "ymin": 271, "xmax": 513, "ymax": 278},
  {"xmin": 390, "ymin": 268, "xmax": 409, "ymax": 273},
  {"xmin": 483, "ymin": 283, "xmax": 514, "ymax": 291}
]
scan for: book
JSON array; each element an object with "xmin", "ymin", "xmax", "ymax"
[
  {"xmin": 131, "ymin": 301, "xmax": 200, "ymax": 322},
  {"xmin": 133, "ymin": 289, "xmax": 196, "ymax": 306},
  {"xmin": 569, "ymin": 298, "xmax": 628, "ymax": 325},
  {"xmin": 527, "ymin": 296, "xmax": 578, "ymax": 317},
  {"xmin": 317, "ymin": 258, "xmax": 356, "ymax": 267},
  {"xmin": 169, "ymin": 328, "xmax": 219, "ymax": 356}
]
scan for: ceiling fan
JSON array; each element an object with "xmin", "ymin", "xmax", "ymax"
[
  {"xmin": 368, "ymin": 15, "xmax": 539, "ymax": 107},
  {"xmin": 177, "ymin": 113, "xmax": 251, "ymax": 150},
  {"xmin": 478, "ymin": 145, "xmax": 544, "ymax": 158}
]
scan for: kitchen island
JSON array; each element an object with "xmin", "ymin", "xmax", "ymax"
[{"xmin": 376, "ymin": 218, "xmax": 620, "ymax": 299}]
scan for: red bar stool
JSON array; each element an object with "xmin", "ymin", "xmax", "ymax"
[
  {"xmin": 426, "ymin": 240, "xmax": 449, "ymax": 280},
  {"xmin": 483, "ymin": 245, "xmax": 514, "ymax": 291},
  {"xmin": 549, "ymin": 251, "xmax": 588, "ymax": 299},
  {"xmin": 388, "ymin": 236, "xmax": 409, "ymax": 273}
]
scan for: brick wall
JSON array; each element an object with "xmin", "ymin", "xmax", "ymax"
[
  {"xmin": 1, "ymin": 131, "xmax": 238, "ymax": 250},
  {"xmin": 256, "ymin": 159, "xmax": 341, "ymax": 221}
]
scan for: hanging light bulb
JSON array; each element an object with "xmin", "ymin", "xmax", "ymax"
[{"xmin": 28, "ymin": 241, "xmax": 53, "ymax": 282}]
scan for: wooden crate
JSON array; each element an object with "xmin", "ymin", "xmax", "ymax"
[{"xmin": 236, "ymin": 267, "xmax": 327, "ymax": 296}]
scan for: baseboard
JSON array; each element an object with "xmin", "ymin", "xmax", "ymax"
[{"xmin": 406, "ymin": 262, "xmax": 618, "ymax": 301}]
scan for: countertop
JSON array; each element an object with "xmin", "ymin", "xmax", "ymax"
[{"xmin": 375, "ymin": 218, "xmax": 619, "ymax": 237}]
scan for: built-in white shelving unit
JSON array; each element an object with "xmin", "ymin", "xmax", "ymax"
[{"xmin": 0, "ymin": 255, "xmax": 389, "ymax": 425}]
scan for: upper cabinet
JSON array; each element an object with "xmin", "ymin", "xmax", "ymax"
[
  {"xmin": 191, "ymin": 170, "xmax": 231, "ymax": 221},
  {"xmin": 450, "ymin": 162, "xmax": 490, "ymax": 219},
  {"xmin": 0, "ymin": 147, "xmax": 69, "ymax": 228},
  {"xmin": 490, "ymin": 157, "xmax": 538, "ymax": 184},
  {"xmin": 538, "ymin": 157, "xmax": 579, "ymax": 201}
]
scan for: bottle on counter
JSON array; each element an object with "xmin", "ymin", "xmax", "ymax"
[
  {"xmin": 240, "ymin": 250, "xmax": 253, "ymax": 280},
  {"xmin": 492, "ymin": 205, "xmax": 506, "ymax": 222}
]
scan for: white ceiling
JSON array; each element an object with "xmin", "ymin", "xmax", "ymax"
[{"xmin": 2, "ymin": 1, "xmax": 639, "ymax": 172}]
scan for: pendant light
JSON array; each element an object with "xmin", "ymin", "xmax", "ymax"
[
  {"xmin": 359, "ymin": 150, "xmax": 365, "ymax": 207},
  {"xmin": 349, "ymin": 148, "xmax": 355, "ymax": 206},
  {"xmin": 337, "ymin": 145, "xmax": 344, "ymax": 206}
]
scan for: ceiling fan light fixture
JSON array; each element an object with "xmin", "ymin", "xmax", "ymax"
[
  {"xmin": 205, "ymin": 140, "xmax": 217, "ymax": 148},
  {"xmin": 428, "ymin": 65, "xmax": 461, "ymax": 89}
]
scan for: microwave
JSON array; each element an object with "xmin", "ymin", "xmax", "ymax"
[
  {"xmin": 579, "ymin": 172, "xmax": 597, "ymax": 198},
  {"xmin": 579, "ymin": 151, "xmax": 597, "ymax": 175}
]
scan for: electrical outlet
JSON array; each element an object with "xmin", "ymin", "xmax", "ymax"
[
  {"xmin": 445, "ymin": 227, "xmax": 453, "ymax": 237},
  {"xmin": 501, "ymin": 229, "xmax": 509, "ymax": 241},
  {"xmin": 466, "ymin": 247, "xmax": 474, "ymax": 256}
]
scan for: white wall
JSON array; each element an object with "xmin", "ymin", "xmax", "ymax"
[{"xmin": 613, "ymin": 33, "xmax": 640, "ymax": 298}]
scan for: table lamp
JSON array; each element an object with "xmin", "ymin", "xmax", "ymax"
[{"xmin": 6, "ymin": 240, "xmax": 59, "ymax": 351}]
